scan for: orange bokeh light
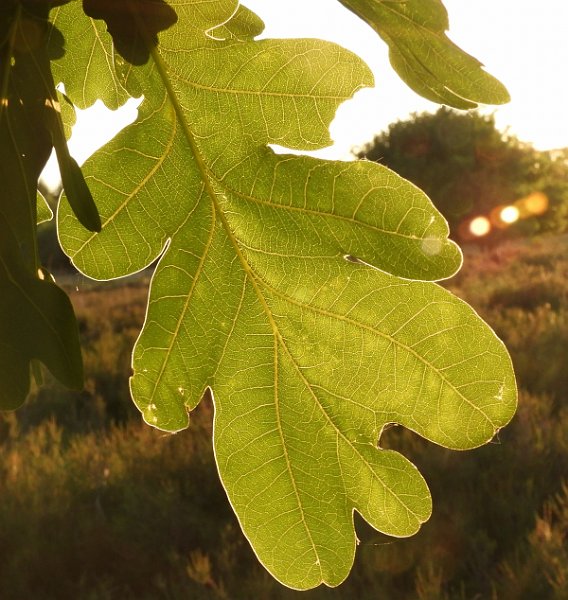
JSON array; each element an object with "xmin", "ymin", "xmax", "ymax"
[{"xmin": 522, "ymin": 192, "xmax": 549, "ymax": 216}]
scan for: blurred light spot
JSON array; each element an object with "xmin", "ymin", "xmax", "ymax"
[
  {"xmin": 500, "ymin": 205, "xmax": 520, "ymax": 224},
  {"xmin": 522, "ymin": 192, "xmax": 549, "ymax": 216},
  {"xmin": 469, "ymin": 216, "xmax": 491, "ymax": 237}
]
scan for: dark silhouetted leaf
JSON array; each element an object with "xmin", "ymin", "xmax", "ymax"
[
  {"xmin": 83, "ymin": 0, "xmax": 178, "ymax": 65},
  {"xmin": 0, "ymin": 3, "xmax": 84, "ymax": 404},
  {"xmin": 0, "ymin": 213, "xmax": 83, "ymax": 409}
]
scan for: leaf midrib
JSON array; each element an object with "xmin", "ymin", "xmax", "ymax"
[
  {"xmin": 147, "ymin": 36, "xmax": 331, "ymax": 577},
  {"xmin": 151, "ymin": 29, "xmax": 440, "ymax": 559}
]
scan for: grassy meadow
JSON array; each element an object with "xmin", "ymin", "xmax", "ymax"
[{"xmin": 1, "ymin": 234, "xmax": 567, "ymax": 599}]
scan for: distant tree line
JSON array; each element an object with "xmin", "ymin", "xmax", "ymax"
[{"xmin": 357, "ymin": 108, "xmax": 568, "ymax": 240}]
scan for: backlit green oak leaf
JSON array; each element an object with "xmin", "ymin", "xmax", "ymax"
[
  {"xmin": 53, "ymin": 0, "xmax": 516, "ymax": 590},
  {"xmin": 166, "ymin": 44, "xmax": 371, "ymax": 152},
  {"xmin": 245, "ymin": 253, "xmax": 517, "ymax": 451},
  {"xmin": 49, "ymin": 1, "xmax": 130, "ymax": 109},
  {"xmin": 61, "ymin": 138, "xmax": 462, "ymax": 282},
  {"xmin": 125, "ymin": 143, "xmax": 468, "ymax": 426},
  {"xmin": 126, "ymin": 191, "xmax": 515, "ymax": 587},
  {"xmin": 58, "ymin": 34, "xmax": 376, "ymax": 276},
  {"xmin": 37, "ymin": 190, "xmax": 54, "ymax": 223},
  {"xmin": 338, "ymin": 0, "xmax": 510, "ymax": 108}
]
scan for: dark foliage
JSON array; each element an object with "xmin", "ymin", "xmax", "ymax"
[{"xmin": 83, "ymin": 0, "xmax": 178, "ymax": 65}]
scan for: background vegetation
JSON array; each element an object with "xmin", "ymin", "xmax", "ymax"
[{"xmin": 0, "ymin": 236, "xmax": 565, "ymax": 599}]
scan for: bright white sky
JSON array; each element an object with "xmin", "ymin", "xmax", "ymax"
[{"xmin": 43, "ymin": 0, "xmax": 568, "ymax": 188}]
